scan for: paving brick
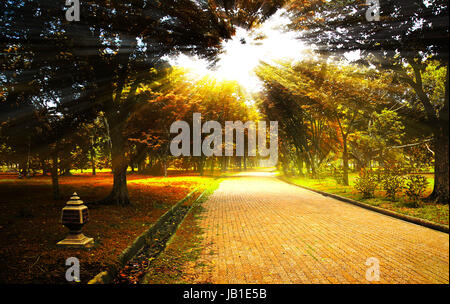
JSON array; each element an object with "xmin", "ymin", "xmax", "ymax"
[{"xmin": 190, "ymin": 173, "xmax": 449, "ymax": 284}]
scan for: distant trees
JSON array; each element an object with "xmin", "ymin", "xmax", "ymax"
[
  {"xmin": 126, "ymin": 68, "xmax": 258, "ymax": 177},
  {"xmin": 256, "ymin": 59, "xmax": 395, "ymax": 184},
  {"xmin": 351, "ymin": 109, "xmax": 406, "ymax": 169}
]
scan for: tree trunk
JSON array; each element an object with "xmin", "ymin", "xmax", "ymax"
[
  {"xmin": 110, "ymin": 164, "xmax": 129, "ymax": 205},
  {"xmin": 305, "ymin": 158, "xmax": 311, "ymax": 176},
  {"xmin": 221, "ymin": 157, "xmax": 226, "ymax": 172},
  {"xmin": 138, "ymin": 159, "xmax": 144, "ymax": 173},
  {"xmin": 405, "ymin": 60, "xmax": 448, "ymax": 203},
  {"xmin": 307, "ymin": 152, "xmax": 317, "ymax": 179},
  {"xmin": 310, "ymin": 160, "xmax": 317, "ymax": 179},
  {"xmin": 427, "ymin": 64, "xmax": 449, "ymax": 203},
  {"xmin": 428, "ymin": 127, "xmax": 449, "ymax": 203},
  {"xmin": 42, "ymin": 160, "xmax": 49, "ymax": 176},
  {"xmin": 282, "ymin": 162, "xmax": 289, "ymax": 175},
  {"xmin": 199, "ymin": 157, "xmax": 204, "ymax": 176},
  {"xmin": 51, "ymin": 148, "xmax": 60, "ymax": 200},
  {"xmin": 342, "ymin": 136, "xmax": 349, "ymax": 186},
  {"xmin": 91, "ymin": 138, "xmax": 96, "ymax": 176},
  {"xmin": 18, "ymin": 158, "xmax": 27, "ymax": 177},
  {"xmin": 210, "ymin": 157, "xmax": 215, "ymax": 174},
  {"xmin": 296, "ymin": 151, "xmax": 304, "ymax": 177},
  {"xmin": 104, "ymin": 130, "xmax": 130, "ymax": 206},
  {"xmin": 163, "ymin": 159, "xmax": 167, "ymax": 177}
]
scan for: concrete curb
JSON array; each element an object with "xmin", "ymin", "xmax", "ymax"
[
  {"xmin": 140, "ymin": 189, "xmax": 209, "ymax": 284},
  {"xmin": 279, "ymin": 177, "xmax": 449, "ymax": 234},
  {"xmin": 88, "ymin": 187, "xmax": 203, "ymax": 284}
]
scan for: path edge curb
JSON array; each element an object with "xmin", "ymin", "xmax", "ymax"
[
  {"xmin": 140, "ymin": 187, "xmax": 210, "ymax": 283},
  {"xmin": 88, "ymin": 185, "xmax": 207, "ymax": 284},
  {"xmin": 279, "ymin": 176, "xmax": 449, "ymax": 234}
]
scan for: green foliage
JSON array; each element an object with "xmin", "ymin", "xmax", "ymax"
[
  {"xmin": 255, "ymin": 59, "xmax": 391, "ymax": 180},
  {"xmin": 380, "ymin": 169, "xmax": 405, "ymax": 201},
  {"xmin": 351, "ymin": 109, "xmax": 406, "ymax": 168},
  {"xmin": 354, "ymin": 169, "xmax": 378, "ymax": 199},
  {"xmin": 405, "ymin": 175, "xmax": 430, "ymax": 207}
]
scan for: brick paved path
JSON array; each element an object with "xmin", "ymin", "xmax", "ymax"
[{"xmin": 190, "ymin": 172, "xmax": 449, "ymax": 284}]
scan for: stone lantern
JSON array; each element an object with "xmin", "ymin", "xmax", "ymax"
[{"xmin": 57, "ymin": 192, "xmax": 94, "ymax": 248}]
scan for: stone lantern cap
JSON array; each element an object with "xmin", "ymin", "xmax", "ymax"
[
  {"xmin": 61, "ymin": 192, "xmax": 89, "ymax": 225},
  {"xmin": 66, "ymin": 192, "xmax": 84, "ymax": 206}
]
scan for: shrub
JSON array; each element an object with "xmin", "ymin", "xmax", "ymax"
[
  {"xmin": 381, "ymin": 168, "xmax": 405, "ymax": 201},
  {"xmin": 332, "ymin": 167, "xmax": 345, "ymax": 185},
  {"xmin": 354, "ymin": 169, "xmax": 378, "ymax": 198},
  {"xmin": 314, "ymin": 165, "xmax": 327, "ymax": 179},
  {"xmin": 374, "ymin": 168, "xmax": 384, "ymax": 183},
  {"xmin": 405, "ymin": 175, "xmax": 429, "ymax": 207}
]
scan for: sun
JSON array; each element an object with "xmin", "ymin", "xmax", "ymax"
[{"xmin": 165, "ymin": 9, "xmax": 311, "ymax": 94}]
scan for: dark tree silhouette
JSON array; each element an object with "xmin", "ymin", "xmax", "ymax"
[{"xmin": 1, "ymin": 0, "xmax": 286, "ymax": 205}]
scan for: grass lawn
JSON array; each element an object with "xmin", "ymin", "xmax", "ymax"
[
  {"xmin": 282, "ymin": 173, "xmax": 449, "ymax": 226},
  {"xmin": 0, "ymin": 172, "xmax": 214, "ymax": 283}
]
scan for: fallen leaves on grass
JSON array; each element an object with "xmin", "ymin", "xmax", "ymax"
[{"xmin": 0, "ymin": 173, "xmax": 212, "ymax": 283}]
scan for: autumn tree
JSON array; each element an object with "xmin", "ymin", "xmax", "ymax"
[
  {"xmin": 255, "ymin": 72, "xmax": 309, "ymax": 175},
  {"xmin": 350, "ymin": 109, "xmax": 406, "ymax": 170},
  {"xmin": 257, "ymin": 59, "xmax": 392, "ymax": 183},
  {"xmin": 287, "ymin": 0, "xmax": 449, "ymax": 202},
  {"xmin": 1, "ymin": 0, "xmax": 287, "ymax": 205}
]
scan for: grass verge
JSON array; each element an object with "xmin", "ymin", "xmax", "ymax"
[
  {"xmin": 141, "ymin": 179, "xmax": 222, "ymax": 284},
  {"xmin": 281, "ymin": 173, "xmax": 448, "ymax": 226}
]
